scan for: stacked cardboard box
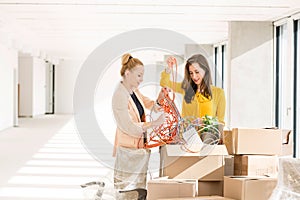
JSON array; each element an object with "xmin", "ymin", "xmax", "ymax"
[
  {"xmin": 233, "ymin": 155, "xmax": 278, "ymax": 176},
  {"xmin": 224, "ymin": 176, "xmax": 277, "ymax": 200},
  {"xmin": 147, "ymin": 179, "xmax": 198, "ymax": 200},
  {"xmin": 223, "ymin": 128, "xmax": 292, "ymax": 156},
  {"xmin": 159, "ymin": 144, "xmax": 229, "ymax": 197},
  {"xmin": 158, "ymin": 195, "xmax": 235, "ymax": 200},
  {"xmin": 222, "ymin": 128, "xmax": 293, "ymax": 200},
  {"xmin": 149, "ymin": 128, "xmax": 293, "ymax": 199}
]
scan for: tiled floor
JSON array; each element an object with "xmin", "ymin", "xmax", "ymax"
[
  {"xmin": 0, "ymin": 115, "xmax": 116, "ymax": 200},
  {"xmin": 0, "ymin": 115, "xmax": 161, "ymax": 200}
]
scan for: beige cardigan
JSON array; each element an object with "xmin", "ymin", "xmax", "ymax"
[{"xmin": 112, "ymin": 82, "xmax": 155, "ymax": 156}]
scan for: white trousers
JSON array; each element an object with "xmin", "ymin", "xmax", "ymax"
[{"xmin": 114, "ymin": 147, "xmax": 150, "ymax": 200}]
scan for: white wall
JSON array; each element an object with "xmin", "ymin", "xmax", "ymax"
[
  {"xmin": 55, "ymin": 59, "xmax": 83, "ymax": 114},
  {"xmin": 32, "ymin": 58, "xmax": 46, "ymax": 116},
  {"xmin": 228, "ymin": 21, "xmax": 274, "ymax": 128},
  {"xmin": 0, "ymin": 43, "xmax": 18, "ymax": 131},
  {"xmin": 19, "ymin": 57, "xmax": 33, "ymax": 117},
  {"xmin": 19, "ymin": 56, "xmax": 47, "ymax": 117},
  {"xmin": 185, "ymin": 44, "xmax": 216, "ymax": 85},
  {"xmin": 185, "ymin": 44, "xmax": 214, "ymax": 64}
]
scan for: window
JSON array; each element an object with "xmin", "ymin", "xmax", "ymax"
[
  {"xmin": 294, "ymin": 19, "xmax": 300, "ymax": 157},
  {"xmin": 275, "ymin": 23, "xmax": 288, "ymax": 128},
  {"xmin": 213, "ymin": 44, "xmax": 226, "ymax": 88},
  {"xmin": 213, "ymin": 43, "xmax": 228, "ymax": 124},
  {"xmin": 275, "ymin": 16, "xmax": 300, "ymax": 158},
  {"xmin": 214, "ymin": 47, "xmax": 218, "ymax": 86}
]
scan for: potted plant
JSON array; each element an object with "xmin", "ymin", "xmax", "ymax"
[{"xmin": 199, "ymin": 115, "xmax": 221, "ymax": 144}]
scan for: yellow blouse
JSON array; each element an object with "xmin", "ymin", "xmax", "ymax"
[{"xmin": 160, "ymin": 71, "xmax": 226, "ymax": 124}]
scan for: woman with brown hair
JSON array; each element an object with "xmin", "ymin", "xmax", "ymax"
[{"xmin": 160, "ymin": 54, "xmax": 226, "ymax": 124}]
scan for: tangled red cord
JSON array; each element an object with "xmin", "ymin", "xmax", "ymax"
[
  {"xmin": 144, "ymin": 57, "xmax": 181, "ymax": 148},
  {"xmin": 144, "ymin": 88, "xmax": 181, "ymax": 148}
]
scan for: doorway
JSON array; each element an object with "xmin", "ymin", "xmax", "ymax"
[{"xmin": 45, "ymin": 62, "xmax": 55, "ymax": 114}]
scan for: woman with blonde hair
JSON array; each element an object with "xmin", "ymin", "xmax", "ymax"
[{"xmin": 112, "ymin": 53, "xmax": 164, "ymax": 199}]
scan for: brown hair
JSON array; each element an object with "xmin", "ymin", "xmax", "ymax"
[
  {"xmin": 181, "ymin": 54, "xmax": 212, "ymax": 103},
  {"xmin": 120, "ymin": 53, "xmax": 144, "ymax": 76}
]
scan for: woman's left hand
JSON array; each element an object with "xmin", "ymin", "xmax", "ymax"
[{"xmin": 166, "ymin": 56, "xmax": 177, "ymax": 69}]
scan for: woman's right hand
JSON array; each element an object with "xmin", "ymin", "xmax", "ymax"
[
  {"xmin": 142, "ymin": 113, "xmax": 165, "ymax": 131},
  {"xmin": 151, "ymin": 113, "xmax": 165, "ymax": 128}
]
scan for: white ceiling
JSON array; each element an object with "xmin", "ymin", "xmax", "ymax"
[{"xmin": 0, "ymin": 0, "xmax": 299, "ymax": 60}]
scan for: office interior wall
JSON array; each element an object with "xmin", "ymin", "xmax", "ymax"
[
  {"xmin": 228, "ymin": 21, "xmax": 274, "ymax": 128},
  {"xmin": 55, "ymin": 59, "xmax": 83, "ymax": 114},
  {"xmin": 19, "ymin": 56, "xmax": 47, "ymax": 117},
  {"xmin": 32, "ymin": 58, "xmax": 46, "ymax": 116},
  {"xmin": 185, "ymin": 44, "xmax": 214, "ymax": 66},
  {"xmin": 0, "ymin": 43, "xmax": 18, "ymax": 131},
  {"xmin": 18, "ymin": 56, "xmax": 33, "ymax": 117}
]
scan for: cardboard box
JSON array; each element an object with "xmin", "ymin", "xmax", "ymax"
[
  {"xmin": 158, "ymin": 196, "xmax": 235, "ymax": 200},
  {"xmin": 234, "ymin": 155, "xmax": 278, "ymax": 176},
  {"xmin": 223, "ymin": 128, "xmax": 293, "ymax": 156},
  {"xmin": 198, "ymin": 181, "xmax": 223, "ymax": 196},
  {"xmin": 160, "ymin": 145, "xmax": 228, "ymax": 181},
  {"xmin": 224, "ymin": 156, "xmax": 234, "ymax": 176},
  {"xmin": 224, "ymin": 176, "xmax": 277, "ymax": 200},
  {"xmin": 147, "ymin": 179, "xmax": 198, "ymax": 200},
  {"xmin": 224, "ymin": 128, "xmax": 284, "ymax": 155}
]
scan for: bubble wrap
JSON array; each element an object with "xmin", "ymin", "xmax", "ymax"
[{"xmin": 269, "ymin": 157, "xmax": 300, "ymax": 200}]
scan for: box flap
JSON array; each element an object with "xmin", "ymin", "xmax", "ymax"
[
  {"xmin": 174, "ymin": 156, "xmax": 224, "ymax": 179},
  {"xmin": 166, "ymin": 144, "xmax": 228, "ymax": 156}
]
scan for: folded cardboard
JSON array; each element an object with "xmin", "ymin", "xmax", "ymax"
[
  {"xmin": 158, "ymin": 196, "xmax": 235, "ymax": 200},
  {"xmin": 147, "ymin": 179, "xmax": 198, "ymax": 200},
  {"xmin": 234, "ymin": 155, "xmax": 278, "ymax": 176},
  {"xmin": 223, "ymin": 130, "xmax": 233, "ymax": 154},
  {"xmin": 224, "ymin": 176, "xmax": 277, "ymax": 200},
  {"xmin": 160, "ymin": 145, "xmax": 228, "ymax": 181},
  {"xmin": 223, "ymin": 130, "xmax": 233, "ymax": 155},
  {"xmin": 280, "ymin": 129, "xmax": 293, "ymax": 156}
]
